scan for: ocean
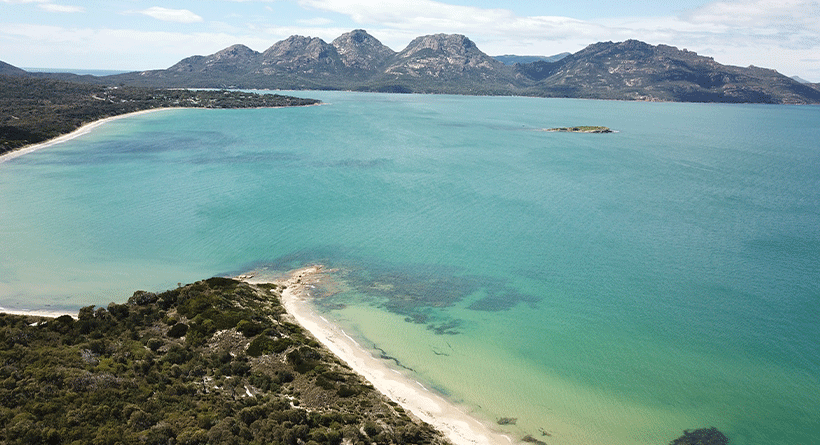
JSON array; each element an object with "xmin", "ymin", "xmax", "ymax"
[{"xmin": 1, "ymin": 91, "xmax": 818, "ymax": 444}]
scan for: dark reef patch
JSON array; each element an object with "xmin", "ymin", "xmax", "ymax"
[
  {"xmin": 253, "ymin": 250, "xmax": 542, "ymax": 334},
  {"xmin": 338, "ymin": 261, "xmax": 541, "ymax": 318},
  {"xmin": 497, "ymin": 417, "xmax": 517, "ymax": 425},
  {"xmin": 521, "ymin": 435, "xmax": 546, "ymax": 445},
  {"xmin": 373, "ymin": 343, "xmax": 415, "ymax": 372},
  {"xmin": 670, "ymin": 427, "xmax": 729, "ymax": 445},
  {"xmin": 466, "ymin": 281, "xmax": 541, "ymax": 311},
  {"xmin": 426, "ymin": 319, "xmax": 462, "ymax": 336}
]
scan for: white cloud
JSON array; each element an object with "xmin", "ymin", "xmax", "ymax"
[
  {"xmin": 136, "ymin": 6, "xmax": 204, "ymax": 24},
  {"xmin": 0, "ymin": 23, "xmax": 257, "ymax": 69},
  {"xmin": 39, "ymin": 3, "xmax": 84, "ymax": 13},
  {"xmin": 675, "ymin": 0, "xmax": 820, "ymax": 54},
  {"xmin": 684, "ymin": 0, "xmax": 820, "ymax": 27},
  {"xmin": 293, "ymin": 0, "xmax": 610, "ymax": 55},
  {"xmin": 299, "ymin": 0, "xmax": 510, "ymax": 29},
  {"xmin": 3, "ymin": 0, "xmax": 85, "ymax": 12}
]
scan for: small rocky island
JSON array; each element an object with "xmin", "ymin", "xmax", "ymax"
[{"xmin": 543, "ymin": 126, "xmax": 613, "ymax": 133}]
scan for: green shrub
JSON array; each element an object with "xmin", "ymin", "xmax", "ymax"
[
  {"xmin": 236, "ymin": 319, "xmax": 263, "ymax": 337},
  {"xmin": 363, "ymin": 420, "xmax": 380, "ymax": 437},
  {"xmin": 204, "ymin": 277, "xmax": 238, "ymax": 289},
  {"xmin": 287, "ymin": 346, "xmax": 321, "ymax": 374},
  {"xmin": 247, "ymin": 336, "xmax": 276, "ymax": 357},
  {"xmin": 146, "ymin": 338, "xmax": 163, "ymax": 352},
  {"xmin": 271, "ymin": 337, "xmax": 293, "ymax": 353},
  {"xmin": 49, "ymin": 315, "xmax": 75, "ymax": 334},
  {"xmin": 274, "ymin": 370, "xmax": 294, "ymax": 384},
  {"xmin": 168, "ymin": 323, "xmax": 188, "ymax": 338},
  {"xmin": 163, "ymin": 345, "xmax": 192, "ymax": 365},
  {"xmin": 336, "ymin": 385, "xmax": 362, "ymax": 398},
  {"xmin": 315, "ymin": 375, "xmax": 336, "ymax": 390}
]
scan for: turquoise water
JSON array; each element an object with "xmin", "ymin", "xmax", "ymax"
[{"xmin": 1, "ymin": 92, "xmax": 818, "ymax": 444}]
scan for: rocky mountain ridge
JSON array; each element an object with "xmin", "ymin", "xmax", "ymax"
[
  {"xmin": 514, "ymin": 39, "xmax": 820, "ymax": 103},
  {"xmin": 333, "ymin": 29, "xmax": 396, "ymax": 72},
  {"xmin": 6, "ymin": 29, "xmax": 820, "ymax": 104}
]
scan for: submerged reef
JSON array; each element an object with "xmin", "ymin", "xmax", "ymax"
[
  {"xmin": 292, "ymin": 256, "xmax": 541, "ymax": 335},
  {"xmin": 496, "ymin": 417, "xmax": 517, "ymax": 425},
  {"xmin": 670, "ymin": 427, "xmax": 729, "ymax": 445}
]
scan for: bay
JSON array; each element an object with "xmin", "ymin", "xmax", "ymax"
[{"xmin": 1, "ymin": 91, "xmax": 818, "ymax": 444}]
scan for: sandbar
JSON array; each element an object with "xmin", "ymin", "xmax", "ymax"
[
  {"xmin": 245, "ymin": 266, "xmax": 512, "ymax": 445},
  {"xmin": 0, "ymin": 108, "xmax": 177, "ymax": 164}
]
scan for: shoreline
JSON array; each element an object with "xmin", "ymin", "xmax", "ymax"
[
  {"xmin": 0, "ymin": 306, "xmax": 77, "ymax": 319},
  {"xmin": 245, "ymin": 266, "xmax": 513, "ymax": 445},
  {"xmin": 0, "ymin": 102, "xmax": 323, "ymax": 165},
  {"xmin": 0, "ymin": 108, "xmax": 178, "ymax": 164}
]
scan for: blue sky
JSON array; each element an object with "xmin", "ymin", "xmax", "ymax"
[{"xmin": 2, "ymin": 0, "xmax": 819, "ymax": 81}]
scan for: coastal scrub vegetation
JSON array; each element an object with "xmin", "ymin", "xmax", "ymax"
[
  {"xmin": 0, "ymin": 74, "xmax": 319, "ymax": 155},
  {"xmin": 0, "ymin": 278, "xmax": 446, "ymax": 445}
]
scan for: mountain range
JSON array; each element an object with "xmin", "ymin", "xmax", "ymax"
[{"xmin": 4, "ymin": 29, "xmax": 820, "ymax": 104}]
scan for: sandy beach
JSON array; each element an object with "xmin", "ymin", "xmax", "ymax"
[
  {"xmin": 0, "ymin": 108, "xmax": 176, "ymax": 164},
  {"xmin": 245, "ymin": 266, "xmax": 513, "ymax": 445},
  {"xmin": 0, "ymin": 306, "xmax": 76, "ymax": 319}
]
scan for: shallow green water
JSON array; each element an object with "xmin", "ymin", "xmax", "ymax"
[{"xmin": 1, "ymin": 92, "xmax": 818, "ymax": 444}]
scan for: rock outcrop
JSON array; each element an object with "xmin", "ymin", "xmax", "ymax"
[{"xmin": 332, "ymin": 29, "xmax": 396, "ymax": 72}]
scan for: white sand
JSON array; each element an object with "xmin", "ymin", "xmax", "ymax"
[
  {"xmin": 247, "ymin": 266, "xmax": 513, "ymax": 445},
  {"xmin": 0, "ymin": 306, "xmax": 76, "ymax": 319},
  {"xmin": 0, "ymin": 108, "xmax": 176, "ymax": 164}
]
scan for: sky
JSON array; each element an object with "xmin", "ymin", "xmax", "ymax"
[{"xmin": 1, "ymin": 0, "xmax": 819, "ymax": 81}]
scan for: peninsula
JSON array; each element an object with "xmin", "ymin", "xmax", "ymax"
[
  {"xmin": 0, "ymin": 74, "xmax": 319, "ymax": 156},
  {"xmin": 0, "ymin": 276, "xmax": 450, "ymax": 445}
]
